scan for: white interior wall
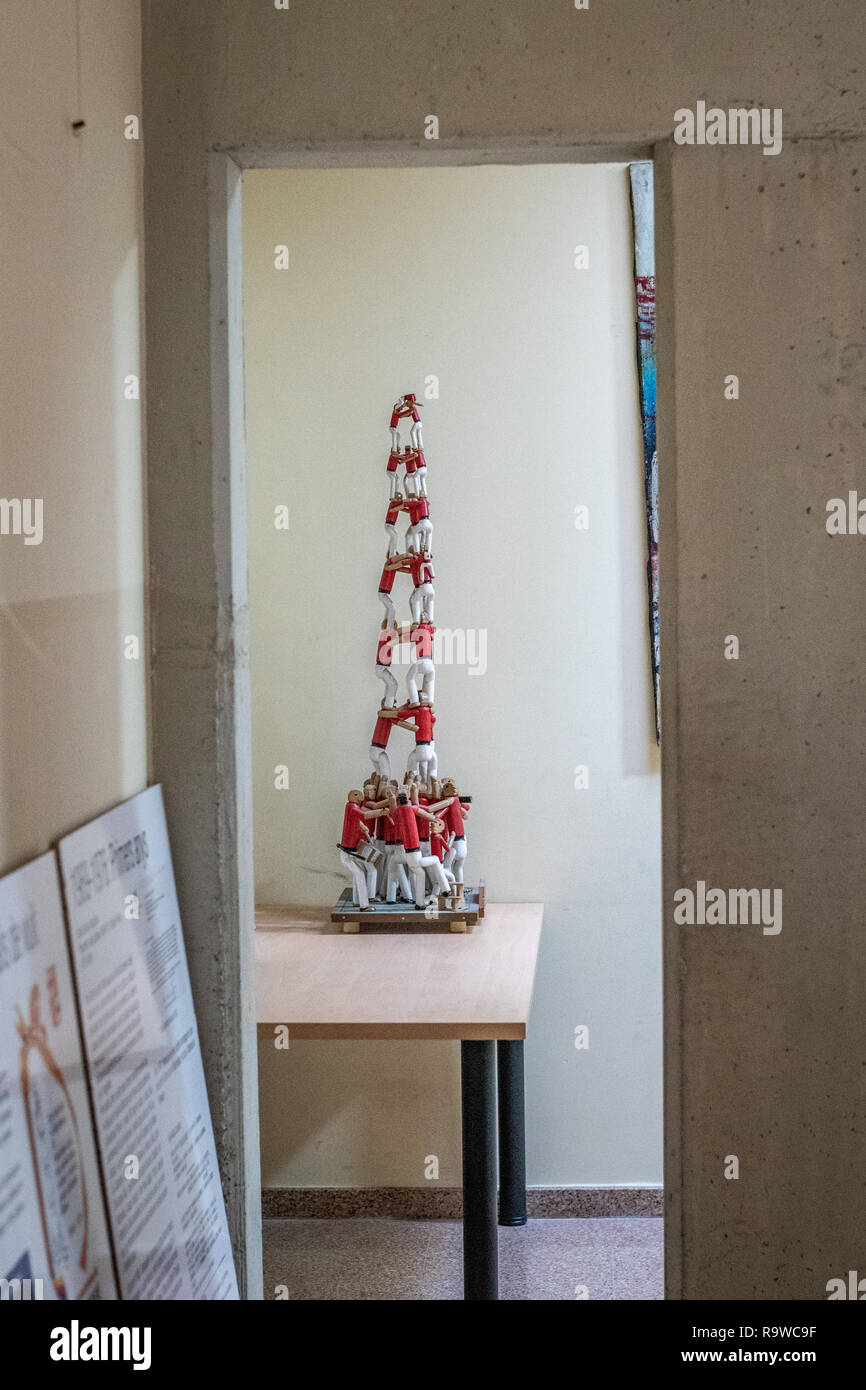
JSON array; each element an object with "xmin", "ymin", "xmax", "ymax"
[
  {"xmin": 0, "ymin": 0, "xmax": 147, "ymax": 873},
  {"xmin": 245, "ymin": 164, "xmax": 661, "ymax": 1187}
]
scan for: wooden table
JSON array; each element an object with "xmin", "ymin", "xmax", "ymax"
[{"xmin": 255, "ymin": 902, "xmax": 543, "ymax": 1300}]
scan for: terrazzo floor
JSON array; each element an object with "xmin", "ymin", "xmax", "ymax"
[{"xmin": 263, "ymin": 1216, "xmax": 663, "ymax": 1300}]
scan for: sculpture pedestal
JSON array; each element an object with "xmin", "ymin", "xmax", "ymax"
[{"xmin": 331, "ymin": 883, "xmax": 485, "ymax": 933}]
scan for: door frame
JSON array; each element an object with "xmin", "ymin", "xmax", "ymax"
[{"xmin": 199, "ymin": 136, "xmax": 679, "ymax": 1297}]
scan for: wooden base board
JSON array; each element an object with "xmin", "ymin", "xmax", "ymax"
[{"xmin": 331, "ymin": 885, "xmax": 484, "ymax": 932}]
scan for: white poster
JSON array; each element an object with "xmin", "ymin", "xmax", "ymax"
[
  {"xmin": 0, "ymin": 852, "xmax": 117, "ymax": 1301},
  {"xmin": 58, "ymin": 786, "xmax": 238, "ymax": 1300}
]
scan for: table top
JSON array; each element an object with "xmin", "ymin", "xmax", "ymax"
[{"xmin": 254, "ymin": 903, "xmax": 543, "ymax": 1040}]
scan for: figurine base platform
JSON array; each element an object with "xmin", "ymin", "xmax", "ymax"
[{"xmin": 331, "ymin": 884, "xmax": 485, "ymax": 933}]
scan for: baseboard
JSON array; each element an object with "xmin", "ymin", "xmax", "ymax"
[{"xmin": 262, "ymin": 1186, "xmax": 663, "ymax": 1219}]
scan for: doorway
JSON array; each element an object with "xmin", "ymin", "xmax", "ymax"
[{"xmin": 241, "ymin": 162, "xmax": 662, "ymax": 1298}]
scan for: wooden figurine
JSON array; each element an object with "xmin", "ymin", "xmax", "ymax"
[
  {"xmin": 386, "ymin": 447, "xmax": 404, "ymax": 500},
  {"xmin": 375, "ymin": 624, "xmax": 399, "ymax": 708},
  {"xmin": 385, "ymin": 493, "xmax": 432, "ymax": 556},
  {"xmin": 409, "ymin": 779, "xmax": 431, "ymax": 860},
  {"xmin": 336, "ymin": 391, "xmax": 478, "ymax": 927},
  {"xmin": 388, "ymin": 393, "xmax": 424, "ymax": 498},
  {"xmin": 382, "ymin": 787, "xmax": 413, "ymax": 903},
  {"xmin": 377, "ymin": 556, "xmax": 398, "ymax": 629},
  {"xmin": 429, "ymin": 816, "xmax": 451, "ymax": 873},
  {"xmin": 393, "ymin": 700, "xmax": 437, "ymax": 782},
  {"xmin": 385, "ymin": 445, "xmax": 424, "ymax": 500},
  {"xmin": 384, "ymin": 549, "xmax": 435, "ymax": 624},
  {"xmin": 439, "ymin": 778, "xmax": 470, "ymax": 903},
  {"xmin": 389, "ymin": 392, "xmax": 422, "ymax": 448},
  {"xmin": 384, "ymin": 496, "xmax": 402, "ymax": 557},
  {"xmin": 410, "ymin": 781, "xmax": 459, "ymax": 896},
  {"xmin": 338, "ymin": 790, "xmax": 387, "ymax": 910},
  {"xmin": 363, "ymin": 779, "xmax": 390, "ymax": 898},
  {"xmin": 369, "ymin": 708, "xmax": 399, "ymax": 779},
  {"xmin": 387, "ymin": 396, "xmax": 427, "ymax": 498},
  {"xmin": 405, "ymin": 493, "xmax": 432, "ymax": 553},
  {"xmin": 400, "ymin": 445, "xmax": 428, "ymax": 499},
  {"xmin": 406, "ymin": 620, "xmax": 435, "ymax": 705},
  {"xmin": 408, "ymin": 549, "xmax": 434, "ymax": 623},
  {"xmin": 386, "ymin": 789, "xmax": 451, "ymax": 907}
]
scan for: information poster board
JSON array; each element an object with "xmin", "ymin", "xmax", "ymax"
[
  {"xmin": 58, "ymin": 786, "xmax": 238, "ymax": 1300},
  {"xmin": 0, "ymin": 852, "xmax": 117, "ymax": 1300}
]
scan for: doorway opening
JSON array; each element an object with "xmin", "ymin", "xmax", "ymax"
[{"xmin": 240, "ymin": 160, "xmax": 662, "ymax": 1299}]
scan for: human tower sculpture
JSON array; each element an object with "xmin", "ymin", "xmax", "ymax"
[{"xmin": 338, "ymin": 394, "xmax": 472, "ymax": 915}]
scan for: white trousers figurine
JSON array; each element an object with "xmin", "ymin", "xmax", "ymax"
[
  {"xmin": 403, "ymin": 847, "xmax": 450, "ymax": 905},
  {"xmin": 385, "ymin": 845, "xmax": 414, "ymax": 903},
  {"xmin": 406, "ymin": 657, "xmax": 435, "ymax": 705},
  {"xmin": 376, "ymin": 663, "xmax": 398, "ymax": 707},
  {"xmin": 406, "ymin": 518, "xmax": 432, "ymax": 554},
  {"xmin": 375, "ymin": 841, "xmax": 392, "ymax": 897},
  {"xmin": 339, "ymin": 849, "xmax": 376, "ymax": 909},
  {"xmin": 385, "ymin": 522, "xmax": 399, "ymax": 557},
  {"xmin": 369, "ymin": 744, "xmax": 392, "ymax": 779},
  {"xmin": 444, "ymin": 836, "xmax": 468, "ymax": 885},
  {"xmin": 404, "ymin": 464, "xmax": 427, "ymax": 499},
  {"xmin": 407, "ymin": 741, "xmax": 437, "ymax": 782},
  {"xmin": 410, "ymin": 582, "xmax": 434, "ymax": 624},
  {"xmin": 378, "ymin": 591, "xmax": 396, "ymax": 629},
  {"xmin": 429, "ymin": 859, "xmax": 456, "ymax": 893}
]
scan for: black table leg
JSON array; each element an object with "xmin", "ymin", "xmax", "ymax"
[
  {"xmin": 496, "ymin": 1039, "xmax": 527, "ymax": 1226},
  {"xmin": 460, "ymin": 1039, "xmax": 498, "ymax": 1299}
]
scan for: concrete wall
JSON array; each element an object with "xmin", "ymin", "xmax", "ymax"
[
  {"xmin": 244, "ymin": 164, "xmax": 661, "ymax": 1189},
  {"xmin": 664, "ymin": 140, "xmax": 866, "ymax": 1299},
  {"xmin": 0, "ymin": 0, "xmax": 147, "ymax": 872},
  {"xmin": 141, "ymin": 0, "xmax": 866, "ymax": 1298}
]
